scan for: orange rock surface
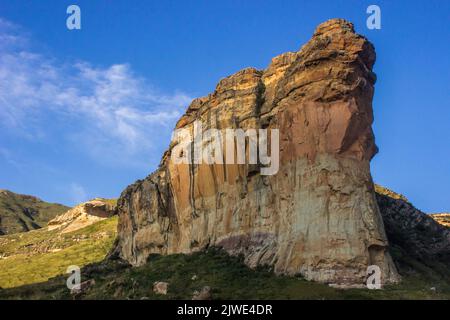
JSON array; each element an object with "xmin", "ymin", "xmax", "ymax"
[{"xmin": 112, "ymin": 19, "xmax": 400, "ymax": 287}]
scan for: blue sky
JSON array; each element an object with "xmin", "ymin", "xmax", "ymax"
[{"xmin": 0, "ymin": 0, "xmax": 448, "ymax": 212}]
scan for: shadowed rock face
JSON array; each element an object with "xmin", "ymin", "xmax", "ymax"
[
  {"xmin": 112, "ymin": 19, "xmax": 400, "ymax": 287},
  {"xmin": 376, "ymin": 188, "xmax": 450, "ymax": 275}
]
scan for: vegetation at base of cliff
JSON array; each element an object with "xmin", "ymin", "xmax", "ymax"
[
  {"xmin": 0, "ymin": 190, "xmax": 69, "ymax": 235},
  {"xmin": 0, "ymin": 216, "xmax": 118, "ymax": 288},
  {"xmin": 0, "ymin": 188, "xmax": 448, "ymax": 299},
  {"xmin": 0, "ymin": 249, "xmax": 448, "ymax": 300}
]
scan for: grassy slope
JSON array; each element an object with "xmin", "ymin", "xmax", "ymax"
[
  {"xmin": 0, "ymin": 190, "xmax": 69, "ymax": 234},
  {"xmin": 0, "ymin": 216, "xmax": 117, "ymax": 288},
  {"xmin": 0, "ymin": 249, "xmax": 449, "ymax": 300},
  {"xmin": 0, "ymin": 187, "xmax": 448, "ymax": 299}
]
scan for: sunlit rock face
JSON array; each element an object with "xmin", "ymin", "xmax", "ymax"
[
  {"xmin": 48, "ymin": 199, "xmax": 115, "ymax": 233},
  {"xmin": 112, "ymin": 19, "xmax": 400, "ymax": 287},
  {"xmin": 430, "ymin": 213, "xmax": 450, "ymax": 228}
]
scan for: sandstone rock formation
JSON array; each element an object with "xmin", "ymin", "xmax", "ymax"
[
  {"xmin": 430, "ymin": 213, "xmax": 450, "ymax": 228},
  {"xmin": 48, "ymin": 199, "xmax": 115, "ymax": 233},
  {"xmin": 112, "ymin": 19, "xmax": 400, "ymax": 287}
]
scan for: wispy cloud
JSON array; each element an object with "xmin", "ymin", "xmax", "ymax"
[
  {"xmin": 69, "ymin": 183, "xmax": 88, "ymax": 204},
  {"xmin": 0, "ymin": 147, "xmax": 22, "ymax": 170},
  {"xmin": 0, "ymin": 18, "xmax": 192, "ymax": 167}
]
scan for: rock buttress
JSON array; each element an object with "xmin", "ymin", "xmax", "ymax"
[{"xmin": 112, "ymin": 19, "xmax": 400, "ymax": 287}]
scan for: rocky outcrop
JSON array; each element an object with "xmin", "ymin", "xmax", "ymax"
[
  {"xmin": 153, "ymin": 281, "xmax": 168, "ymax": 295},
  {"xmin": 48, "ymin": 199, "xmax": 115, "ymax": 233},
  {"xmin": 112, "ymin": 19, "xmax": 400, "ymax": 287},
  {"xmin": 376, "ymin": 187, "xmax": 450, "ymax": 280},
  {"xmin": 430, "ymin": 213, "xmax": 450, "ymax": 228},
  {"xmin": 192, "ymin": 286, "xmax": 213, "ymax": 300}
]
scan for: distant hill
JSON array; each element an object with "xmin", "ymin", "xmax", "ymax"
[
  {"xmin": 430, "ymin": 213, "xmax": 450, "ymax": 228},
  {"xmin": 374, "ymin": 185, "xmax": 450, "ymax": 228},
  {"xmin": 375, "ymin": 185, "xmax": 450, "ymax": 286},
  {"xmin": 0, "ymin": 198, "xmax": 117, "ymax": 288},
  {"xmin": 0, "ymin": 190, "xmax": 69, "ymax": 235},
  {"xmin": 0, "ymin": 215, "xmax": 118, "ymax": 288}
]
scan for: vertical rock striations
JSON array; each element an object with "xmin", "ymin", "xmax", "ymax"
[{"xmin": 112, "ymin": 19, "xmax": 400, "ymax": 287}]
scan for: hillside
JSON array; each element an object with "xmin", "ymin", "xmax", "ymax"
[
  {"xmin": 430, "ymin": 213, "xmax": 450, "ymax": 228},
  {"xmin": 375, "ymin": 186, "xmax": 450, "ymax": 286},
  {"xmin": 47, "ymin": 198, "xmax": 116, "ymax": 233},
  {"xmin": 0, "ymin": 248, "xmax": 449, "ymax": 300},
  {"xmin": 0, "ymin": 190, "xmax": 69, "ymax": 235},
  {"xmin": 0, "ymin": 215, "xmax": 118, "ymax": 288},
  {"xmin": 0, "ymin": 186, "xmax": 448, "ymax": 299}
]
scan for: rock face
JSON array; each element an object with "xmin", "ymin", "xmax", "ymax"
[
  {"xmin": 48, "ymin": 199, "xmax": 115, "ymax": 233},
  {"xmin": 376, "ymin": 187, "xmax": 450, "ymax": 276},
  {"xmin": 112, "ymin": 19, "xmax": 400, "ymax": 287},
  {"xmin": 430, "ymin": 213, "xmax": 450, "ymax": 228}
]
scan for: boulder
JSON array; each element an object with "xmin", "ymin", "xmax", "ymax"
[
  {"xmin": 192, "ymin": 286, "xmax": 212, "ymax": 300},
  {"xmin": 153, "ymin": 281, "xmax": 168, "ymax": 295}
]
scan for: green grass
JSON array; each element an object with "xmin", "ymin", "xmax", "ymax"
[
  {"xmin": 0, "ymin": 216, "xmax": 118, "ymax": 288},
  {"xmin": 0, "ymin": 188, "xmax": 448, "ymax": 300},
  {"xmin": 0, "ymin": 190, "xmax": 69, "ymax": 234},
  {"xmin": 1, "ymin": 249, "xmax": 449, "ymax": 300}
]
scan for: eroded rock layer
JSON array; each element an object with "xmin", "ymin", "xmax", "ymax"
[
  {"xmin": 430, "ymin": 213, "xmax": 450, "ymax": 228},
  {"xmin": 112, "ymin": 19, "xmax": 400, "ymax": 287},
  {"xmin": 48, "ymin": 199, "xmax": 115, "ymax": 233}
]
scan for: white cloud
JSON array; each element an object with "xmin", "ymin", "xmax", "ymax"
[
  {"xmin": 0, "ymin": 18, "xmax": 192, "ymax": 167},
  {"xmin": 69, "ymin": 183, "xmax": 88, "ymax": 204}
]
